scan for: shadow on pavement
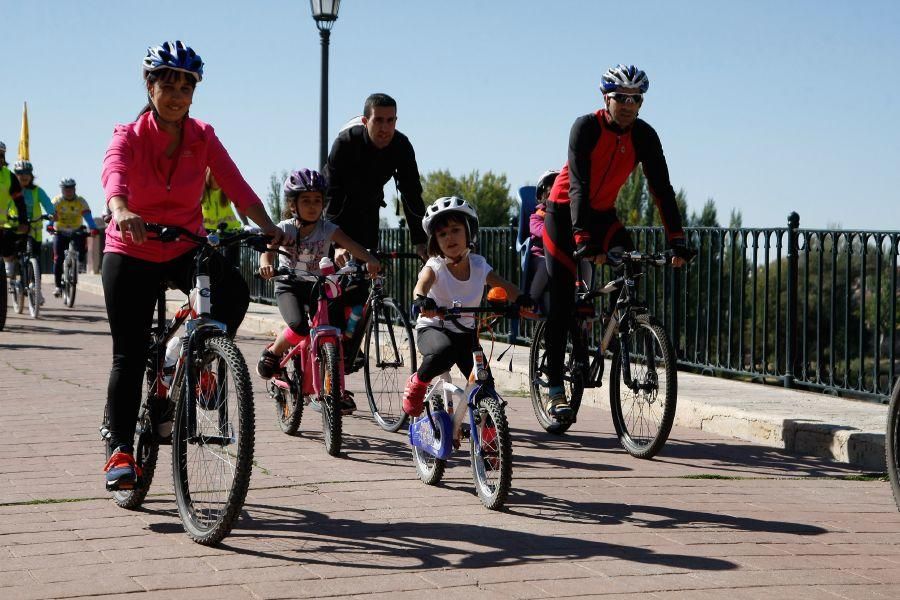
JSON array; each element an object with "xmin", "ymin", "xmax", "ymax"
[{"xmin": 159, "ymin": 502, "xmax": 740, "ymax": 572}]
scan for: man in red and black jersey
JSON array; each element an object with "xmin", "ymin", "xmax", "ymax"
[{"xmin": 541, "ymin": 65, "xmax": 692, "ymax": 419}]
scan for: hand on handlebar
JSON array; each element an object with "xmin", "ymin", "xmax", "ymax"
[
  {"xmin": 258, "ymin": 264, "xmax": 276, "ymax": 280},
  {"xmin": 573, "ymin": 241, "xmax": 605, "ymax": 262},
  {"xmin": 114, "ymin": 207, "xmax": 147, "ymax": 245},
  {"xmin": 261, "ymin": 224, "xmax": 292, "ymax": 248},
  {"xmin": 669, "ymin": 241, "xmax": 696, "ymax": 268},
  {"xmin": 334, "ymin": 248, "xmax": 351, "ymax": 267},
  {"xmin": 366, "ymin": 258, "xmax": 382, "ymax": 276},
  {"xmin": 413, "ymin": 294, "xmax": 437, "ymax": 318}
]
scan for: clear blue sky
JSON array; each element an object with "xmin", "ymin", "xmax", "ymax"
[{"xmin": 3, "ymin": 0, "xmax": 898, "ymax": 231}]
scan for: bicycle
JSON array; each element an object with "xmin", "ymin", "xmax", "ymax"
[
  {"xmin": 48, "ymin": 225, "xmax": 93, "ymax": 308},
  {"xmin": 7, "ymin": 215, "xmax": 51, "ymax": 319},
  {"xmin": 886, "ymin": 377, "xmax": 900, "ymax": 511},
  {"xmin": 100, "ymin": 223, "xmax": 266, "ymax": 545},
  {"xmin": 529, "ymin": 249, "xmax": 678, "ymax": 458},
  {"xmin": 339, "ymin": 251, "xmax": 420, "ymax": 433},
  {"xmin": 409, "ymin": 296, "xmax": 527, "ymax": 510},
  {"xmin": 265, "ymin": 264, "xmax": 349, "ymax": 457}
]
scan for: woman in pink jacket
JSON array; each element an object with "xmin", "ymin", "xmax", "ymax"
[{"xmin": 100, "ymin": 41, "xmax": 289, "ymax": 491}]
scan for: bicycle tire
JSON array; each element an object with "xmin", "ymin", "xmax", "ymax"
[
  {"xmin": 364, "ymin": 298, "xmax": 415, "ymax": 433},
  {"xmin": 64, "ymin": 255, "xmax": 77, "ymax": 308},
  {"xmin": 886, "ymin": 378, "xmax": 900, "ymax": 511},
  {"xmin": 172, "ymin": 335, "xmax": 254, "ymax": 545},
  {"xmin": 25, "ymin": 258, "xmax": 39, "ymax": 318},
  {"xmin": 12, "ymin": 261, "xmax": 24, "ymax": 314},
  {"xmin": 411, "ymin": 396, "xmax": 447, "ymax": 485},
  {"xmin": 273, "ymin": 356, "xmax": 303, "ymax": 435},
  {"xmin": 0, "ymin": 267, "xmax": 7, "ymax": 331},
  {"xmin": 609, "ymin": 313, "xmax": 677, "ymax": 459},
  {"xmin": 318, "ymin": 342, "xmax": 343, "ymax": 456},
  {"xmin": 102, "ymin": 394, "xmax": 160, "ymax": 510},
  {"xmin": 528, "ymin": 320, "xmax": 584, "ymax": 435},
  {"xmin": 470, "ymin": 395, "xmax": 513, "ymax": 510}
]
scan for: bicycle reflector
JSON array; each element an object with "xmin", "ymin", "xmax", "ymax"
[
  {"xmin": 486, "ymin": 286, "xmax": 508, "ymax": 305},
  {"xmin": 409, "ymin": 410, "xmax": 454, "ymax": 460}
]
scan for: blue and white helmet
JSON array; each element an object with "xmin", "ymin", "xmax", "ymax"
[
  {"xmin": 600, "ymin": 64, "xmax": 649, "ymax": 94},
  {"xmin": 143, "ymin": 41, "xmax": 204, "ymax": 82}
]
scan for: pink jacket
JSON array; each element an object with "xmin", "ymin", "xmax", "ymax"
[{"xmin": 101, "ymin": 111, "xmax": 263, "ymax": 262}]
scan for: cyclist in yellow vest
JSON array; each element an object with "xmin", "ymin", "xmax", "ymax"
[
  {"xmin": 52, "ymin": 178, "xmax": 99, "ymax": 297},
  {"xmin": 11, "ymin": 160, "xmax": 54, "ymax": 304},
  {"xmin": 201, "ymin": 168, "xmax": 246, "ymax": 267},
  {"xmin": 0, "ymin": 142, "xmax": 29, "ymax": 275}
]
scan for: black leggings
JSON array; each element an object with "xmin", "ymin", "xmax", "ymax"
[
  {"xmin": 416, "ymin": 327, "xmax": 475, "ymax": 382},
  {"xmin": 275, "ymin": 281, "xmax": 344, "ymax": 337},
  {"xmin": 542, "ymin": 202, "xmax": 635, "ymax": 388},
  {"xmin": 101, "ymin": 249, "xmax": 250, "ymax": 451}
]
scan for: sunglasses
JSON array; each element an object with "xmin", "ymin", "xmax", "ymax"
[{"xmin": 607, "ymin": 93, "xmax": 644, "ymax": 105}]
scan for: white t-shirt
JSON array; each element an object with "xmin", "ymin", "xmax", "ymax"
[{"xmin": 416, "ymin": 254, "xmax": 492, "ymax": 333}]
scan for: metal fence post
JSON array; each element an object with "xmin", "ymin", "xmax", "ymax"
[{"xmin": 785, "ymin": 211, "xmax": 800, "ymax": 388}]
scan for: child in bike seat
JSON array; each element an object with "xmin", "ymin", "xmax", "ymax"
[
  {"xmin": 402, "ymin": 196, "xmax": 533, "ymax": 417},
  {"xmin": 256, "ymin": 169, "xmax": 380, "ymax": 413}
]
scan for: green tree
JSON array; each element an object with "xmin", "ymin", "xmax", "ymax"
[
  {"xmin": 729, "ymin": 208, "xmax": 743, "ymax": 229},
  {"xmin": 267, "ymin": 170, "xmax": 289, "ymax": 221},
  {"xmin": 420, "ymin": 169, "xmax": 514, "ymax": 227},
  {"xmin": 692, "ymin": 198, "xmax": 719, "ymax": 227}
]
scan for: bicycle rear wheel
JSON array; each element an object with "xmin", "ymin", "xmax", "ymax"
[
  {"xmin": 470, "ymin": 395, "xmax": 513, "ymax": 510},
  {"xmin": 172, "ymin": 335, "xmax": 254, "ymax": 545},
  {"xmin": 104, "ymin": 400, "xmax": 160, "ymax": 510},
  {"xmin": 25, "ymin": 258, "xmax": 39, "ymax": 318},
  {"xmin": 319, "ymin": 342, "xmax": 343, "ymax": 456},
  {"xmin": 886, "ymin": 379, "xmax": 900, "ymax": 511},
  {"xmin": 528, "ymin": 320, "xmax": 584, "ymax": 435},
  {"xmin": 64, "ymin": 255, "xmax": 77, "ymax": 308},
  {"xmin": 411, "ymin": 395, "xmax": 447, "ymax": 486},
  {"xmin": 272, "ymin": 356, "xmax": 303, "ymax": 435},
  {"xmin": 0, "ymin": 267, "xmax": 7, "ymax": 331},
  {"xmin": 364, "ymin": 298, "xmax": 416, "ymax": 432},
  {"xmin": 609, "ymin": 313, "xmax": 677, "ymax": 459}
]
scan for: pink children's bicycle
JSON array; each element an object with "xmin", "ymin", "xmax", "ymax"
[{"xmin": 266, "ymin": 264, "xmax": 350, "ymax": 456}]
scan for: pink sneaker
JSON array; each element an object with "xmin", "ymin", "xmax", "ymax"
[{"xmin": 402, "ymin": 374, "xmax": 429, "ymax": 417}]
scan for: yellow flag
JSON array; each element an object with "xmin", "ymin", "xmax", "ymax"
[{"xmin": 18, "ymin": 102, "xmax": 29, "ymax": 160}]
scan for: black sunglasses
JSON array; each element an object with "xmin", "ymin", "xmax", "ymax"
[{"xmin": 608, "ymin": 93, "xmax": 644, "ymax": 105}]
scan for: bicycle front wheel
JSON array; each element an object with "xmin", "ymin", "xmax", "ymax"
[
  {"xmin": 411, "ymin": 395, "xmax": 447, "ymax": 486},
  {"xmin": 364, "ymin": 298, "xmax": 416, "ymax": 432},
  {"xmin": 319, "ymin": 342, "xmax": 343, "ymax": 457},
  {"xmin": 25, "ymin": 258, "xmax": 40, "ymax": 318},
  {"xmin": 886, "ymin": 379, "xmax": 900, "ymax": 511},
  {"xmin": 528, "ymin": 320, "xmax": 585, "ymax": 435},
  {"xmin": 172, "ymin": 335, "xmax": 255, "ymax": 545},
  {"xmin": 609, "ymin": 313, "xmax": 677, "ymax": 459},
  {"xmin": 64, "ymin": 255, "xmax": 77, "ymax": 308},
  {"xmin": 470, "ymin": 395, "xmax": 513, "ymax": 510}
]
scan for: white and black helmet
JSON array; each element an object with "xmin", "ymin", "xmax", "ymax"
[
  {"xmin": 422, "ymin": 196, "xmax": 479, "ymax": 244},
  {"xmin": 60, "ymin": 178, "xmax": 76, "ymax": 188},
  {"xmin": 600, "ymin": 64, "xmax": 650, "ymax": 94},
  {"xmin": 536, "ymin": 169, "xmax": 560, "ymax": 199}
]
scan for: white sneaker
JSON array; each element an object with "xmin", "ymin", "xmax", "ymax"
[{"xmin": 53, "ymin": 287, "xmax": 62, "ymax": 298}]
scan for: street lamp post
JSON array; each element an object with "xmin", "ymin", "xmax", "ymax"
[{"xmin": 310, "ymin": 0, "xmax": 341, "ymax": 171}]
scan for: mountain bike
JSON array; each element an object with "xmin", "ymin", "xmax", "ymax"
[
  {"xmin": 340, "ymin": 251, "xmax": 420, "ymax": 433},
  {"xmin": 100, "ymin": 223, "xmax": 265, "ymax": 545},
  {"xmin": 410, "ymin": 297, "xmax": 528, "ymax": 510},
  {"xmin": 529, "ymin": 249, "xmax": 678, "ymax": 458},
  {"xmin": 48, "ymin": 225, "xmax": 93, "ymax": 308},
  {"xmin": 8, "ymin": 215, "xmax": 51, "ymax": 319},
  {"xmin": 265, "ymin": 265, "xmax": 349, "ymax": 457},
  {"xmin": 886, "ymin": 378, "xmax": 900, "ymax": 511}
]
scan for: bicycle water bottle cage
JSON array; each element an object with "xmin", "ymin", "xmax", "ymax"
[{"xmin": 409, "ymin": 410, "xmax": 454, "ymax": 460}]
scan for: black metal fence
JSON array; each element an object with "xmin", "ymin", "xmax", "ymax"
[{"xmin": 240, "ymin": 215, "xmax": 899, "ymax": 403}]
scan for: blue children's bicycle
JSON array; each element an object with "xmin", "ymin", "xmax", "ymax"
[{"xmin": 409, "ymin": 295, "xmax": 528, "ymax": 510}]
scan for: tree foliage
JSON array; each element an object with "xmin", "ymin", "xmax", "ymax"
[
  {"xmin": 266, "ymin": 170, "xmax": 289, "ymax": 221},
  {"xmin": 420, "ymin": 169, "xmax": 515, "ymax": 227}
]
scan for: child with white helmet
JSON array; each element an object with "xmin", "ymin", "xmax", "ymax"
[{"xmin": 402, "ymin": 196, "xmax": 533, "ymax": 416}]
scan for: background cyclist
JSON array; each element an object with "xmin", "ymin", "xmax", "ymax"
[
  {"xmin": 100, "ymin": 40, "xmax": 290, "ymax": 492},
  {"xmin": 201, "ymin": 167, "xmax": 246, "ymax": 268},
  {"xmin": 0, "ymin": 142, "xmax": 29, "ymax": 274},
  {"xmin": 542, "ymin": 64, "xmax": 691, "ymax": 420},
  {"xmin": 11, "ymin": 160, "xmax": 55, "ymax": 304},
  {"xmin": 52, "ymin": 178, "xmax": 99, "ymax": 297}
]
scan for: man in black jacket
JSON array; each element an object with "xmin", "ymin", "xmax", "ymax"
[{"xmin": 325, "ymin": 93, "xmax": 427, "ymax": 264}]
